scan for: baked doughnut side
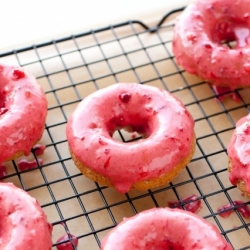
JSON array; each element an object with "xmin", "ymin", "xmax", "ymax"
[
  {"xmin": 228, "ymin": 159, "xmax": 250, "ymax": 198},
  {"xmin": 69, "ymin": 135, "xmax": 196, "ymax": 191}
]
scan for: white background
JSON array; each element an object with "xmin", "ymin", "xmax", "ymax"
[{"xmin": 0, "ymin": 0, "xmax": 193, "ymax": 52}]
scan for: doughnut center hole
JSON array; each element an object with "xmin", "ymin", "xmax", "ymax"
[
  {"xmin": 213, "ymin": 20, "xmax": 250, "ymax": 49},
  {"xmin": 222, "ymin": 40, "xmax": 237, "ymax": 49},
  {"xmin": 128, "ymin": 238, "xmax": 185, "ymax": 249},
  {"xmin": 112, "ymin": 126, "xmax": 147, "ymax": 143}
]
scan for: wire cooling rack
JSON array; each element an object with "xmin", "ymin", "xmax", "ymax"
[{"xmin": 1, "ymin": 7, "xmax": 250, "ymax": 250}]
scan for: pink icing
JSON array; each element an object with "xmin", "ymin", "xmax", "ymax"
[
  {"xmin": 0, "ymin": 165, "xmax": 7, "ymax": 178},
  {"xmin": 66, "ymin": 83, "xmax": 195, "ymax": 193},
  {"xmin": 33, "ymin": 144, "xmax": 46, "ymax": 155},
  {"xmin": 218, "ymin": 203, "xmax": 234, "ymax": 218},
  {"xmin": 234, "ymin": 200, "xmax": 250, "ymax": 218},
  {"xmin": 17, "ymin": 159, "xmax": 43, "ymax": 171},
  {"xmin": 0, "ymin": 63, "xmax": 47, "ymax": 165},
  {"xmin": 227, "ymin": 114, "xmax": 250, "ymax": 192},
  {"xmin": 101, "ymin": 208, "xmax": 232, "ymax": 250},
  {"xmin": 0, "ymin": 182, "xmax": 52, "ymax": 249},
  {"xmin": 218, "ymin": 201, "xmax": 250, "ymax": 218},
  {"xmin": 56, "ymin": 234, "xmax": 78, "ymax": 250},
  {"xmin": 168, "ymin": 194, "xmax": 202, "ymax": 213},
  {"xmin": 212, "ymin": 86, "xmax": 240, "ymax": 102},
  {"xmin": 173, "ymin": 0, "xmax": 250, "ymax": 89}
]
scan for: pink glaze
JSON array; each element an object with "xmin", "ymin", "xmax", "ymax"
[
  {"xmin": 234, "ymin": 200, "xmax": 250, "ymax": 218},
  {"xmin": 66, "ymin": 83, "xmax": 195, "ymax": 193},
  {"xmin": 173, "ymin": 0, "xmax": 250, "ymax": 89},
  {"xmin": 101, "ymin": 208, "xmax": 232, "ymax": 250},
  {"xmin": 0, "ymin": 165, "xmax": 7, "ymax": 178},
  {"xmin": 218, "ymin": 203, "xmax": 234, "ymax": 218},
  {"xmin": 227, "ymin": 114, "xmax": 250, "ymax": 192},
  {"xmin": 218, "ymin": 201, "xmax": 250, "ymax": 218},
  {"xmin": 56, "ymin": 234, "xmax": 78, "ymax": 250},
  {"xmin": 0, "ymin": 182, "xmax": 52, "ymax": 249},
  {"xmin": 33, "ymin": 144, "xmax": 46, "ymax": 155},
  {"xmin": 0, "ymin": 63, "xmax": 47, "ymax": 165},
  {"xmin": 168, "ymin": 194, "xmax": 202, "ymax": 213},
  {"xmin": 212, "ymin": 86, "xmax": 240, "ymax": 102},
  {"xmin": 17, "ymin": 158, "xmax": 43, "ymax": 171}
]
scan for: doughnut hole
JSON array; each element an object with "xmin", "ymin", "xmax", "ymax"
[
  {"xmin": 112, "ymin": 128, "xmax": 142, "ymax": 142},
  {"xmin": 133, "ymin": 239, "xmax": 185, "ymax": 249},
  {"xmin": 109, "ymin": 116, "xmax": 152, "ymax": 143},
  {"xmin": 212, "ymin": 18, "xmax": 250, "ymax": 49},
  {"xmin": 105, "ymin": 96, "xmax": 159, "ymax": 143}
]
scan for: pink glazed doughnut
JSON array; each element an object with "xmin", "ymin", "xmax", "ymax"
[
  {"xmin": 66, "ymin": 83, "xmax": 195, "ymax": 193},
  {"xmin": 173, "ymin": 0, "xmax": 250, "ymax": 89},
  {"xmin": 0, "ymin": 182, "xmax": 52, "ymax": 249},
  {"xmin": 0, "ymin": 63, "xmax": 47, "ymax": 165},
  {"xmin": 227, "ymin": 114, "xmax": 250, "ymax": 197},
  {"xmin": 101, "ymin": 208, "xmax": 233, "ymax": 250}
]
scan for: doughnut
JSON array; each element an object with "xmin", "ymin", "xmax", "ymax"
[
  {"xmin": 66, "ymin": 83, "xmax": 195, "ymax": 193},
  {"xmin": 0, "ymin": 63, "xmax": 47, "ymax": 165},
  {"xmin": 0, "ymin": 182, "xmax": 52, "ymax": 249},
  {"xmin": 227, "ymin": 113, "xmax": 250, "ymax": 197},
  {"xmin": 101, "ymin": 208, "xmax": 233, "ymax": 250},
  {"xmin": 173, "ymin": 0, "xmax": 250, "ymax": 89}
]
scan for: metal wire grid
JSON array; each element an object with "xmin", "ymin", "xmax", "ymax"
[{"xmin": 1, "ymin": 8, "xmax": 250, "ymax": 250}]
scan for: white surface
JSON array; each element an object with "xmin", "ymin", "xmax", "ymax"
[{"xmin": 0, "ymin": 0, "xmax": 193, "ymax": 53}]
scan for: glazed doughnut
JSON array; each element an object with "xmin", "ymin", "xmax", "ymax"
[
  {"xmin": 0, "ymin": 63, "xmax": 47, "ymax": 165},
  {"xmin": 101, "ymin": 208, "xmax": 232, "ymax": 250},
  {"xmin": 66, "ymin": 83, "xmax": 195, "ymax": 193},
  {"xmin": 227, "ymin": 114, "xmax": 250, "ymax": 197},
  {"xmin": 0, "ymin": 182, "xmax": 52, "ymax": 249},
  {"xmin": 173, "ymin": 0, "xmax": 250, "ymax": 89}
]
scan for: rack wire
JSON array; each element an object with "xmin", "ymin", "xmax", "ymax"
[{"xmin": 1, "ymin": 7, "xmax": 250, "ymax": 250}]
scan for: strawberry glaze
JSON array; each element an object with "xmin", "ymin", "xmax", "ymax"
[
  {"xmin": 0, "ymin": 63, "xmax": 47, "ymax": 164},
  {"xmin": 66, "ymin": 83, "xmax": 195, "ymax": 193},
  {"xmin": 0, "ymin": 165, "xmax": 7, "ymax": 178},
  {"xmin": 101, "ymin": 208, "xmax": 232, "ymax": 250},
  {"xmin": 227, "ymin": 114, "xmax": 250, "ymax": 192},
  {"xmin": 33, "ymin": 144, "xmax": 46, "ymax": 155},
  {"xmin": 234, "ymin": 200, "xmax": 250, "ymax": 218},
  {"xmin": 173, "ymin": 0, "xmax": 250, "ymax": 89},
  {"xmin": 212, "ymin": 86, "xmax": 240, "ymax": 102},
  {"xmin": 218, "ymin": 203, "xmax": 234, "ymax": 218},
  {"xmin": 0, "ymin": 182, "xmax": 52, "ymax": 249},
  {"xmin": 218, "ymin": 201, "xmax": 250, "ymax": 218},
  {"xmin": 17, "ymin": 159, "xmax": 43, "ymax": 171},
  {"xmin": 56, "ymin": 234, "xmax": 78, "ymax": 250},
  {"xmin": 168, "ymin": 194, "xmax": 202, "ymax": 213}
]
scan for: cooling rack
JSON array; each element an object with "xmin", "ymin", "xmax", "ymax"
[{"xmin": 1, "ymin": 7, "xmax": 250, "ymax": 250}]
